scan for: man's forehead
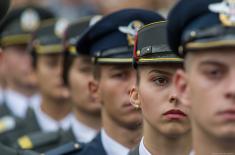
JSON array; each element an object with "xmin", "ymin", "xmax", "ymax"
[
  {"xmin": 38, "ymin": 53, "xmax": 63, "ymax": 59},
  {"xmin": 139, "ymin": 64, "xmax": 180, "ymax": 74},
  {"xmin": 186, "ymin": 48, "xmax": 235, "ymax": 68},
  {"xmin": 101, "ymin": 64, "xmax": 132, "ymax": 70}
]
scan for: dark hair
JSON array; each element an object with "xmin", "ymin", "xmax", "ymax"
[{"xmin": 62, "ymin": 50, "xmax": 76, "ymax": 86}]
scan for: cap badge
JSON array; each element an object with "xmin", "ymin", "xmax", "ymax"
[
  {"xmin": 21, "ymin": 9, "xmax": 40, "ymax": 32},
  {"xmin": 209, "ymin": 0, "xmax": 235, "ymax": 26},
  {"xmin": 55, "ymin": 18, "xmax": 69, "ymax": 38},
  {"xmin": 119, "ymin": 20, "xmax": 144, "ymax": 46}
]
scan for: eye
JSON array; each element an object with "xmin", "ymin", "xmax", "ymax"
[
  {"xmin": 79, "ymin": 66, "xmax": 92, "ymax": 74},
  {"xmin": 204, "ymin": 68, "xmax": 224, "ymax": 80},
  {"xmin": 111, "ymin": 72, "xmax": 127, "ymax": 80},
  {"xmin": 153, "ymin": 76, "xmax": 169, "ymax": 87}
]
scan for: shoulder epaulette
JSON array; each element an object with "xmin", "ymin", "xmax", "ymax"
[{"xmin": 17, "ymin": 131, "xmax": 61, "ymax": 149}]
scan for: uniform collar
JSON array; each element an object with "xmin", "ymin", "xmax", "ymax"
[
  {"xmin": 4, "ymin": 89, "xmax": 40, "ymax": 118},
  {"xmin": 32, "ymin": 102, "xmax": 72, "ymax": 132},
  {"xmin": 139, "ymin": 137, "xmax": 151, "ymax": 155},
  {"xmin": 101, "ymin": 129, "xmax": 129, "ymax": 155},
  {"xmin": 70, "ymin": 114, "xmax": 98, "ymax": 143}
]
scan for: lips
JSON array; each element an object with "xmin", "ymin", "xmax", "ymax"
[
  {"xmin": 218, "ymin": 109, "xmax": 235, "ymax": 121},
  {"xmin": 163, "ymin": 109, "xmax": 187, "ymax": 120}
]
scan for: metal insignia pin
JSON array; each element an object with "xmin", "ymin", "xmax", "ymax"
[
  {"xmin": 209, "ymin": 0, "xmax": 235, "ymax": 26},
  {"xmin": 119, "ymin": 20, "xmax": 144, "ymax": 46},
  {"xmin": 20, "ymin": 9, "xmax": 40, "ymax": 32},
  {"xmin": 55, "ymin": 18, "xmax": 69, "ymax": 38}
]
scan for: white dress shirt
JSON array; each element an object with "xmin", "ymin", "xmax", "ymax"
[
  {"xmin": 4, "ymin": 89, "xmax": 41, "ymax": 118},
  {"xmin": 139, "ymin": 137, "xmax": 151, "ymax": 155},
  {"xmin": 70, "ymin": 114, "xmax": 97, "ymax": 143},
  {"xmin": 32, "ymin": 102, "xmax": 72, "ymax": 132},
  {"xmin": 139, "ymin": 137, "xmax": 193, "ymax": 155},
  {"xmin": 101, "ymin": 129, "xmax": 130, "ymax": 155}
]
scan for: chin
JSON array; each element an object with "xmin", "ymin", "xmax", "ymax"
[
  {"xmin": 162, "ymin": 125, "xmax": 190, "ymax": 137},
  {"xmin": 215, "ymin": 128, "xmax": 235, "ymax": 140}
]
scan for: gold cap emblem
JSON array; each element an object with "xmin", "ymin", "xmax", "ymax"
[
  {"xmin": 55, "ymin": 18, "xmax": 69, "ymax": 38},
  {"xmin": 119, "ymin": 20, "xmax": 144, "ymax": 46},
  {"xmin": 21, "ymin": 9, "xmax": 40, "ymax": 32},
  {"xmin": 209, "ymin": 0, "xmax": 235, "ymax": 26}
]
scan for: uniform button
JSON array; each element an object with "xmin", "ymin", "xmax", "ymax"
[{"xmin": 74, "ymin": 143, "xmax": 80, "ymax": 149}]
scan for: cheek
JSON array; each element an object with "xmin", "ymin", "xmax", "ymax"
[
  {"xmin": 139, "ymin": 85, "xmax": 164, "ymax": 121},
  {"xmin": 99, "ymin": 80, "xmax": 122, "ymax": 110},
  {"xmin": 70, "ymin": 74, "xmax": 88, "ymax": 97},
  {"xmin": 188, "ymin": 74, "xmax": 217, "ymax": 119}
]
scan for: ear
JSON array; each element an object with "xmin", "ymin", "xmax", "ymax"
[
  {"xmin": 173, "ymin": 69, "xmax": 191, "ymax": 107},
  {"xmin": 130, "ymin": 86, "xmax": 141, "ymax": 109},
  {"xmin": 88, "ymin": 79, "xmax": 101, "ymax": 104}
]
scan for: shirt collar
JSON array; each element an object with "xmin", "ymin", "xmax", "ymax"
[
  {"xmin": 4, "ymin": 89, "xmax": 40, "ymax": 118},
  {"xmin": 33, "ymin": 102, "xmax": 72, "ymax": 132},
  {"xmin": 139, "ymin": 137, "xmax": 152, "ymax": 155},
  {"xmin": 101, "ymin": 129, "xmax": 130, "ymax": 155},
  {"xmin": 70, "ymin": 114, "xmax": 98, "ymax": 143}
]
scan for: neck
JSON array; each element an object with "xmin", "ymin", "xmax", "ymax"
[
  {"xmin": 41, "ymin": 96, "xmax": 71, "ymax": 121},
  {"xmin": 6, "ymin": 81, "xmax": 36, "ymax": 97},
  {"xmin": 144, "ymin": 121, "xmax": 192, "ymax": 155},
  {"xmin": 193, "ymin": 123, "xmax": 235, "ymax": 155},
  {"xmin": 102, "ymin": 109, "xmax": 142, "ymax": 149},
  {"xmin": 73, "ymin": 107, "xmax": 101, "ymax": 130}
]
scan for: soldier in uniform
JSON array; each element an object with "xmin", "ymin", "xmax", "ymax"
[
  {"xmin": 128, "ymin": 21, "xmax": 192, "ymax": 155},
  {"xmin": 13, "ymin": 19, "xmax": 74, "ymax": 152},
  {"xmin": 0, "ymin": 5, "xmax": 55, "ymax": 146},
  {"xmin": 67, "ymin": 9, "xmax": 164, "ymax": 155},
  {"xmin": 168, "ymin": 0, "xmax": 235, "ymax": 154},
  {"xmin": 41, "ymin": 16, "xmax": 103, "ymax": 155},
  {"xmin": 14, "ymin": 16, "xmax": 102, "ymax": 153},
  {"xmin": 0, "ymin": 6, "xmax": 55, "ymax": 119},
  {"xmin": 0, "ymin": 1, "xmax": 39, "ymax": 155},
  {"xmin": 62, "ymin": 16, "xmax": 102, "ymax": 143}
]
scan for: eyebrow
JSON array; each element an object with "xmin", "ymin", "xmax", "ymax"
[
  {"xmin": 148, "ymin": 69, "xmax": 173, "ymax": 76},
  {"xmin": 109, "ymin": 65, "xmax": 130, "ymax": 71},
  {"xmin": 199, "ymin": 60, "xmax": 226, "ymax": 67}
]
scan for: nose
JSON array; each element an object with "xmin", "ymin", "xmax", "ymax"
[
  {"xmin": 168, "ymin": 85, "xmax": 180, "ymax": 105},
  {"xmin": 127, "ymin": 70, "xmax": 137, "ymax": 95},
  {"xmin": 169, "ymin": 93, "xmax": 179, "ymax": 105},
  {"xmin": 224, "ymin": 73, "xmax": 235, "ymax": 102},
  {"xmin": 169, "ymin": 94, "xmax": 177, "ymax": 103}
]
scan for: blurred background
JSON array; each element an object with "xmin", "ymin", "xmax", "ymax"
[{"xmin": 10, "ymin": 0, "xmax": 179, "ymax": 21}]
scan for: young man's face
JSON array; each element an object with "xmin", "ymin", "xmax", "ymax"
[
  {"xmin": 68, "ymin": 56, "xmax": 100, "ymax": 116},
  {"xmin": 176, "ymin": 48, "xmax": 235, "ymax": 140},
  {"xmin": 35, "ymin": 54, "xmax": 69, "ymax": 100},
  {"xmin": 97, "ymin": 64, "xmax": 142, "ymax": 129},
  {"xmin": 3, "ymin": 45, "xmax": 37, "ymax": 89},
  {"xmin": 131, "ymin": 64, "xmax": 190, "ymax": 137}
]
